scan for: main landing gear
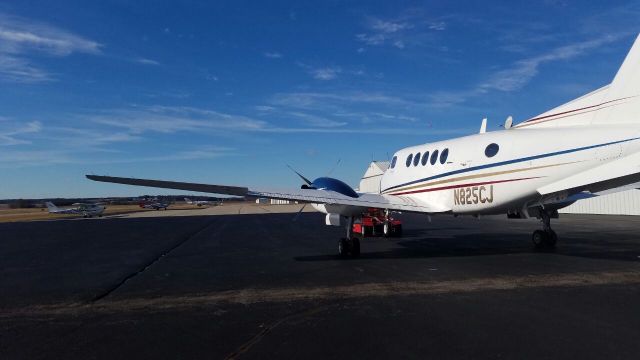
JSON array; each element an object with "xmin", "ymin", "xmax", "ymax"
[
  {"xmin": 532, "ymin": 209, "xmax": 557, "ymax": 249},
  {"xmin": 338, "ymin": 216, "xmax": 360, "ymax": 258}
]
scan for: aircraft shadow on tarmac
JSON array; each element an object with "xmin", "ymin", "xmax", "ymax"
[{"xmin": 294, "ymin": 231, "xmax": 640, "ymax": 262}]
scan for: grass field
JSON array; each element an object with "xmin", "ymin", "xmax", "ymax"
[{"xmin": 0, "ymin": 204, "xmax": 199, "ymax": 223}]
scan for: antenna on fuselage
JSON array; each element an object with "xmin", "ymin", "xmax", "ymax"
[
  {"xmin": 504, "ymin": 115, "xmax": 513, "ymax": 130},
  {"xmin": 479, "ymin": 118, "xmax": 487, "ymax": 134}
]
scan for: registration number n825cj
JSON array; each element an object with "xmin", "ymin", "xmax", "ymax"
[{"xmin": 454, "ymin": 185, "xmax": 494, "ymax": 205}]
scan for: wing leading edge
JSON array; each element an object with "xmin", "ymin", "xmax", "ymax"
[{"xmin": 86, "ymin": 175, "xmax": 448, "ymax": 213}]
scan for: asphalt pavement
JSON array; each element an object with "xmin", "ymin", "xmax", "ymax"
[{"xmin": 2, "ymin": 208, "xmax": 640, "ymax": 359}]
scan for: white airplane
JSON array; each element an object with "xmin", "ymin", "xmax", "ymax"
[
  {"xmin": 88, "ymin": 34, "xmax": 640, "ymax": 257},
  {"xmin": 184, "ymin": 197, "xmax": 221, "ymax": 206},
  {"xmin": 46, "ymin": 202, "xmax": 105, "ymax": 218}
]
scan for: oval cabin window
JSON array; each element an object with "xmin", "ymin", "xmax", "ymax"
[
  {"xmin": 406, "ymin": 154, "xmax": 413, "ymax": 167},
  {"xmin": 485, "ymin": 143, "xmax": 499, "ymax": 158},
  {"xmin": 413, "ymin": 152, "xmax": 421, "ymax": 166},
  {"xmin": 430, "ymin": 149, "xmax": 439, "ymax": 165}
]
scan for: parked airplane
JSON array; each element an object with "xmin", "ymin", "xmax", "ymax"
[
  {"xmin": 46, "ymin": 202, "xmax": 105, "ymax": 218},
  {"xmin": 88, "ymin": 34, "xmax": 640, "ymax": 257},
  {"xmin": 139, "ymin": 200, "xmax": 169, "ymax": 210},
  {"xmin": 184, "ymin": 197, "xmax": 222, "ymax": 206}
]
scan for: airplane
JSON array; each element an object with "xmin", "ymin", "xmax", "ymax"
[
  {"xmin": 88, "ymin": 34, "xmax": 640, "ymax": 258},
  {"xmin": 139, "ymin": 200, "xmax": 169, "ymax": 210},
  {"xmin": 46, "ymin": 202, "xmax": 106, "ymax": 218},
  {"xmin": 184, "ymin": 197, "xmax": 222, "ymax": 206}
]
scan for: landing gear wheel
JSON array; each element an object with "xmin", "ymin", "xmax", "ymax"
[
  {"xmin": 383, "ymin": 222, "xmax": 390, "ymax": 237},
  {"xmin": 532, "ymin": 230, "xmax": 557, "ymax": 249},
  {"xmin": 338, "ymin": 238, "xmax": 350, "ymax": 258},
  {"xmin": 350, "ymin": 237, "xmax": 360, "ymax": 258},
  {"xmin": 532, "ymin": 230, "xmax": 547, "ymax": 248}
]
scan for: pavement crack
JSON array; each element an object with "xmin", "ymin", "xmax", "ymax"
[
  {"xmin": 224, "ymin": 305, "xmax": 328, "ymax": 360},
  {"xmin": 90, "ymin": 217, "xmax": 221, "ymax": 303}
]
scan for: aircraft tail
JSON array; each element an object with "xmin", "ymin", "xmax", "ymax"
[
  {"xmin": 45, "ymin": 202, "xmax": 58, "ymax": 213},
  {"xmin": 515, "ymin": 34, "xmax": 640, "ymax": 129},
  {"xmin": 184, "ymin": 197, "xmax": 191, "ymax": 203}
]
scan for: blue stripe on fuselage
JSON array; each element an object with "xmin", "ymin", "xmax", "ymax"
[{"xmin": 382, "ymin": 136, "xmax": 640, "ymax": 193}]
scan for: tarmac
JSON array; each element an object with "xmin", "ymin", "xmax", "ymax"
[{"xmin": 2, "ymin": 203, "xmax": 640, "ymax": 359}]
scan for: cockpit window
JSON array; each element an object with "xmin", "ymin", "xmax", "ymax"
[
  {"xmin": 413, "ymin": 152, "xmax": 421, "ymax": 166},
  {"xmin": 390, "ymin": 156, "xmax": 397, "ymax": 169},
  {"xmin": 421, "ymin": 151, "xmax": 429, "ymax": 166},
  {"xmin": 405, "ymin": 154, "xmax": 413, "ymax": 167},
  {"xmin": 430, "ymin": 149, "xmax": 439, "ymax": 165},
  {"xmin": 440, "ymin": 148, "xmax": 449, "ymax": 164},
  {"xmin": 485, "ymin": 143, "xmax": 499, "ymax": 158}
]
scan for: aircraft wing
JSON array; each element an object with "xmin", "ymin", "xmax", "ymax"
[{"xmin": 86, "ymin": 175, "xmax": 449, "ymax": 213}]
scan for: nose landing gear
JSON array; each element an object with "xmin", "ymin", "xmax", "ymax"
[{"xmin": 532, "ymin": 209, "xmax": 557, "ymax": 249}]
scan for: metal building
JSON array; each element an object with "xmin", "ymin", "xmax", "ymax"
[{"xmin": 559, "ymin": 189, "xmax": 640, "ymax": 215}]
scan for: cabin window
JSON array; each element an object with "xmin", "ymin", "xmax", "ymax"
[
  {"xmin": 430, "ymin": 149, "xmax": 439, "ymax": 165},
  {"xmin": 390, "ymin": 156, "xmax": 397, "ymax": 169},
  {"xmin": 485, "ymin": 143, "xmax": 499, "ymax": 158},
  {"xmin": 406, "ymin": 154, "xmax": 413, "ymax": 167},
  {"xmin": 421, "ymin": 151, "xmax": 430, "ymax": 166},
  {"xmin": 413, "ymin": 152, "xmax": 421, "ymax": 166},
  {"xmin": 440, "ymin": 148, "xmax": 449, "ymax": 164}
]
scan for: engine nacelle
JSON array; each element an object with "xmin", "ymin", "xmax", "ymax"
[
  {"xmin": 312, "ymin": 203, "xmax": 365, "ymax": 216},
  {"xmin": 304, "ymin": 177, "xmax": 359, "ymax": 198}
]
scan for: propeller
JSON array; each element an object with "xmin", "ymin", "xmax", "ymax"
[
  {"xmin": 292, "ymin": 203, "xmax": 308, "ymax": 222},
  {"xmin": 286, "ymin": 164, "xmax": 313, "ymax": 187}
]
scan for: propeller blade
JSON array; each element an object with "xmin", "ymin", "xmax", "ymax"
[
  {"xmin": 327, "ymin": 158, "xmax": 341, "ymax": 176},
  {"xmin": 292, "ymin": 203, "xmax": 307, "ymax": 222},
  {"xmin": 286, "ymin": 164, "xmax": 313, "ymax": 186}
]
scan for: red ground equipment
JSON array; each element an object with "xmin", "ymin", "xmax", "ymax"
[{"xmin": 352, "ymin": 208, "xmax": 402, "ymax": 237}]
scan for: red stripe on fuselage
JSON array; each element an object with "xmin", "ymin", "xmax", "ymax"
[
  {"xmin": 389, "ymin": 177, "xmax": 542, "ymax": 196},
  {"xmin": 522, "ymin": 96, "xmax": 634, "ymax": 124}
]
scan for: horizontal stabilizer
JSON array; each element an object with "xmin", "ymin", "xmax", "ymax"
[{"xmin": 538, "ymin": 151, "xmax": 640, "ymax": 195}]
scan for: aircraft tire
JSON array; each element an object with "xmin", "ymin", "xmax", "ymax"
[
  {"xmin": 532, "ymin": 230, "xmax": 547, "ymax": 249},
  {"xmin": 350, "ymin": 237, "xmax": 360, "ymax": 258},
  {"xmin": 338, "ymin": 238, "xmax": 350, "ymax": 258}
]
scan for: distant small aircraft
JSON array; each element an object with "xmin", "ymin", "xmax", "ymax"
[
  {"xmin": 139, "ymin": 200, "xmax": 169, "ymax": 210},
  {"xmin": 89, "ymin": 34, "xmax": 640, "ymax": 258},
  {"xmin": 184, "ymin": 197, "xmax": 222, "ymax": 206},
  {"xmin": 46, "ymin": 202, "xmax": 105, "ymax": 218}
]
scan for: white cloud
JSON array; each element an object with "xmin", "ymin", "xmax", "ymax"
[
  {"xmin": 0, "ymin": 14, "xmax": 101, "ymax": 56},
  {"xmin": 0, "ymin": 120, "xmax": 42, "ymax": 145},
  {"xmin": 136, "ymin": 57, "xmax": 160, "ymax": 66},
  {"xmin": 483, "ymin": 35, "xmax": 620, "ymax": 92},
  {"xmin": 89, "ymin": 106, "xmax": 267, "ymax": 134},
  {"xmin": 264, "ymin": 52, "xmax": 283, "ymax": 59},
  {"xmin": 0, "ymin": 13, "xmax": 102, "ymax": 82},
  {"xmin": 428, "ymin": 35, "xmax": 622, "ymax": 107},
  {"xmin": 310, "ymin": 67, "xmax": 341, "ymax": 80},
  {"xmin": 370, "ymin": 19, "xmax": 412, "ymax": 33},
  {"xmin": 356, "ymin": 14, "xmax": 446, "ymax": 49},
  {"xmin": 287, "ymin": 112, "xmax": 347, "ymax": 128}
]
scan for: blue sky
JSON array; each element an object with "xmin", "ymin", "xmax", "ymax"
[{"xmin": 1, "ymin": 1, "xmax": 639, "ymax": 198}]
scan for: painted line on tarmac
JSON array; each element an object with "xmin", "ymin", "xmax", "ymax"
[{"xmin": 5, "ymin": 270, "xmax": 640, "ymax": 317}]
